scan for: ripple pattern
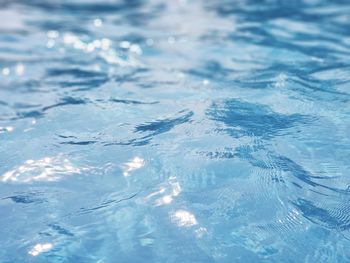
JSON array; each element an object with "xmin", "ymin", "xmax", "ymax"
[{"xmin": 1, "ymin": 0, "xmax": 350, "ymax": 262}]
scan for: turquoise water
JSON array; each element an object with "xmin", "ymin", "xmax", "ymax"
[{"xmin": 1, "ymin": 0, "xmax": 350, "ymax": 262}]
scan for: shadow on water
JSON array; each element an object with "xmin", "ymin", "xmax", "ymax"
[{"xmin": 207, "ymin": 99, "xmax": 312, "ymax": 139}]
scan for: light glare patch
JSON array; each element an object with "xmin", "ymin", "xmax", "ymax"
[
  {"xmin": 122, "ymin": 157, "xmax": 145, "ymax": 177},
  {"xmin": 28, "ymin": 243, "xmax": 53, "ymax": 256},
  {"xmin": 172, "ymin": 210, "xmax": 197, "ymax": 227}
]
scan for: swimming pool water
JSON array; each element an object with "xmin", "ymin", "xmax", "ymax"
[{"xmin": 1, "ymin": 0, "xmax": 350, "ymax": 262}]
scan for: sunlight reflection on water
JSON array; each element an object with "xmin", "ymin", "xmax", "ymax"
[{"xmin": 1, "ymin": 155, "xmax": 81, "ymax": 183}]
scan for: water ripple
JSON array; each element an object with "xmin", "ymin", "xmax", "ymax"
[{"xmin": 1, "ymin": 0, "xmax": 350, "ymax": 262}]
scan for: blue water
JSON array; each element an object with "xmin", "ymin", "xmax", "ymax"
[{"xmin": 1, "ymin": 0, "xmax": 350, "ymax": 262}]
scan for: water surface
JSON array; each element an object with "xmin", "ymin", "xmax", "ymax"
[{"xmin": 1, "ymin": 0, "xmax": 350, "ymax": 262}]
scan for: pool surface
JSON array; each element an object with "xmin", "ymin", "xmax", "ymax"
[{"xmin": 1, "ymin": 0, "xmax": 350, "ymax": 262}]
